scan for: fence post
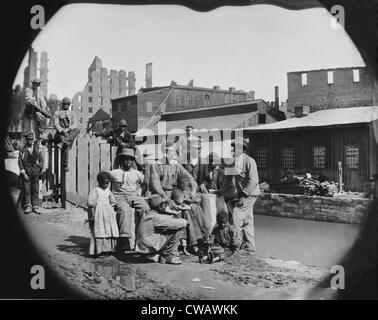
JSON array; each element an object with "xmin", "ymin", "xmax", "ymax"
[{"xmin": 61, "ymin": 159, "xmax": 66, "ymax": 209}]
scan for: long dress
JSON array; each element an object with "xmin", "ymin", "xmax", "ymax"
[{"xmin": 87, "ymin": 187, "xmax": 119, "ymax": 255}]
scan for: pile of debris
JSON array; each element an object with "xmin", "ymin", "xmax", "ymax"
[{"xmin": 261, "ymin": 171, "xmax": 339, "ymax": 197}]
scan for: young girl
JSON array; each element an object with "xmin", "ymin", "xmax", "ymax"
[{"xmin": 87, "ymin": 171, "xmax": 119, "ymax": 257}]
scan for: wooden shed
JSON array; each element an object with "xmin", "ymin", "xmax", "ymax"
[{"xmin": 239, "ymin": 106, "xmax": 378, "ymax": 191}]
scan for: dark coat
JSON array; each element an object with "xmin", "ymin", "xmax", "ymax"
[
  {"xmin": 111, "ymin": 128, "xmax": 135, "ymax": 152},
  {"xmin": 19, "ymin": 145, "xmax": 43, "ymax": 176}
]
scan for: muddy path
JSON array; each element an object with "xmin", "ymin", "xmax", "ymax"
[{"xmin": 19, "ymin": 204, "xmax": 335, "ymax": 300}]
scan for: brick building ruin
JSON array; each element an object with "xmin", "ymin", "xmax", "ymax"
[
  {"xmin": 9, "ymin": 48, "xmax": 58, "ymax": 136},
  {"xmin": 287, "ymin": 67, "xmax": 378, "ymax": 115},
  {"xmin": 71, "ymin": 56, "xmax": 136, "ymax": 126}
]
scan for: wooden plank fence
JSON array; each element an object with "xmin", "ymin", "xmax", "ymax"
[{"xmin": 66, "ymin": 135, "xmax": 118, "ymax": 208}]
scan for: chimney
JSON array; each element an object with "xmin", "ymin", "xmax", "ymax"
[
  {"xmin": 274, "ymin": 86, "xmax": 279, "ymax": 110},
  {"xmin": 229, "ymin": 87, "xmax": 235, "ymax": 92},
  {"xmin": 295, "ymin": 106, "xmax": 310, "ymax": 117},
  {"xmin": 145, "ymin": 63, "xmax": 152, "ymax": 88},
  {"xmin": 213, "ymin": 85, "xmax": 220, "ymax": 90}
]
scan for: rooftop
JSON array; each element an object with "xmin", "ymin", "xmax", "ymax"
[{"xmin": 238, "ymin": 106, "xmax": 378, "ymax": 132}]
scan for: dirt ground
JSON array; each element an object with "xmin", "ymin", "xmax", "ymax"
[{"xmin": 19, "ymin": 203, "xmax": 336, "ymax": 300}]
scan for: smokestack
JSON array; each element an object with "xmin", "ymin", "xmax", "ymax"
[
  {"xmin": 274, "ymin": 86, "xmax": 279, "ymax": 110},
  {"xmin": 145, "ymin": 63, "xmax": 152, "ymax": 88},
  {"xmin": 229, "ymin": 87, "xmax": 235, "ymax": 92}
]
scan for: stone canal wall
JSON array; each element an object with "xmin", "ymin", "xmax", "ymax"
[{"xmin": 254, "ymin": 193, "xmax": 371, "ymax": 224}]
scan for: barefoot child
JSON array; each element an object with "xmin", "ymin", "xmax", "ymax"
[{"xmin": 87, "ymin": 171, "xmax": 119, "ymax": 257}]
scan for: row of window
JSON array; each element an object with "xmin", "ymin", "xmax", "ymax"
[
  {"xmin": 301, "ymin": 69, "xmax": 360, "ymax": 87},
  {"xmin": 256, "ymin": 145, "xmax": 359, "ymax": 169},
  {"xmin": 88, "ymin": 85, "xmax": 125, "ymax": 95}
]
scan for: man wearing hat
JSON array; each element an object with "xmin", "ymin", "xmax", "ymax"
[
  {"xmin": 110, "ymin": 148, "xmax": 148, "ymax": 252},
  {"xmin": 53, "ymin": 97, "xmax": 81, "ymax": 171},
  {"xmin": 135, "ymin": 194, "xmax": 188, "ymax": 264},
  {"xmin": 19, "ymin": 132, "xmax": 44, "ymax": 214},
  {"xmin": 109, "ymin": 119, "xmax": 135, "ymax": 154},
  {"xmin": 220, "ymin": 137, "xmax": 260, "ymax": 253},
  {"xmin": 24, "ymin": 78, "xmax": 51, "ymax": 135}
]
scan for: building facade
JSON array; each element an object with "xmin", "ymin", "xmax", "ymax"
[
  {"xmin": 241, "ymin": 106, "xmax": 378, "ymax": 191},
  {"xmin": 111, "ymin": 83, "xmax": 255, "ymax": 132},
  {"xmin": 287, "ymin": 67, "xmax": 378, "ymax": 114},
  {"xmin": 71, "ymin": 56, "xmax": 136, "ymax": 126}
]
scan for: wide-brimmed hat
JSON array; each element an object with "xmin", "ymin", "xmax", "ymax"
[
  {"xmin": 23, "ymin": 131, "xmax": 35, "ymax": 139},
  {"xmin": 149, "ymin": 194, "xmax": 168, "ymax": 208},
  {"xmin": 231, "ymin": 137, "xmax": 248, "ymax": 149},
  {"xmin": 31, "ymin": 78, "xmax": 41, "ymax": 85},
  {"xmin": 118, "ymin": 119, "xmax": 128, "ymax": 126},
  {"xmin": 117, "ymin": 148, "xmax": 135, "ymax": 159},
  {"xmin": 62, "ymin": 97, "xmax": 71, "ymax": 104},
  {"xmin": 161, "ymin": 140, "xmax": 176, "ymax": 150}
]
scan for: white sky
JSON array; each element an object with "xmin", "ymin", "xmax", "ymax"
[{"xmin": 14, "ymin": 3, "xmax": 365, "ymax": 102}]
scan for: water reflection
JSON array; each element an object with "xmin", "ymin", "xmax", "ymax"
[{"xmin": 86, "ymin": 261, "xmax": 136, "ymax": 291}]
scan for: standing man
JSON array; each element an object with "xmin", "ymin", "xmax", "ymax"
[
  {"xmin": 176, "ymin": 125, "xmax": 202, "ymax": 164},
  {"xmin": 221, "ymin": 137, "xmax": 260, "ymax": 253},
  {"xmin": 24, "ymin": 78, "xmax": 51, "ymax": 137},
  {"xmin": 53, "ymin": 97, "xmax": 81, "ymax": 171},
  {"xmin": 19, "ymin": 132, "xmax": 44, "ymax": 214}
]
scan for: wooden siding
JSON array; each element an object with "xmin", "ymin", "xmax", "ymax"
[{"xmin": 245, "ymin": 124, "xmax": 376, "ymax": 191}]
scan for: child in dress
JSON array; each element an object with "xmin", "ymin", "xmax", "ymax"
[{"xmin": 87, "ymin": 171, "xmax": 119, "ymax": 257}]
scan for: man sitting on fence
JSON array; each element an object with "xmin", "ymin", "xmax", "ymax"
[
  {"xmin": 53, "ymin": 97, "xmax": 81, "ymax": 171},
  {"xmin": 24, "ymin": 78, "xmax": 51, "ymax": 138},
  {"xmin": 110, "ymin": 148, "xmax": 149, "ymax": 253},
  {"xmin": 109, "ymin": 119, "xmax": 135, "ymax": 153}
]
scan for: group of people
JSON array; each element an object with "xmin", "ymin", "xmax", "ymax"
[
  {"xmin": 4, "ymin": 78, "xmax": 81, "ymax": 214},
  {"xmin": 87, "ymin": 124, "xmax": 261, "ymax": 265},
  {"xmin": 6, "ymin": 78, "xmax": 261, "ymax": 265}
]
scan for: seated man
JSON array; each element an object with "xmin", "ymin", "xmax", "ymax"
[
  {"xmin": 53, "ymin": 97, "xmax": 81, "ymax": 171},
  {"xmin": 24, "ymin": 78, "xmax": 51, "ymax": 137},
  {"xmin": 109, "ymin": 119, "xmax": 135, "ymax": 153},
  {"xmin": 135, "ymin": 194, "xmax": 188, "ymax": 265},
  {"xmin": 110, "ymin": 148, "xmax": 148, "ymax": 252}
]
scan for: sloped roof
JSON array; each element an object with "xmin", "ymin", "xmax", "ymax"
[
  {"xmin": 88, "ymin": 108, "xmax": 111, "ymax": 123},
  {"xmin": 136, "ymin": 111, "xmax": 258, "ymax": 137},
  {"xmin": 238, "ymin": 106, "xmax": 378, "ymax": 132}
]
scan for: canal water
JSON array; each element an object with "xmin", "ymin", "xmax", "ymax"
[{"xmin": 254, "ymin": 214, "xmax": 363, "ymax": 267}]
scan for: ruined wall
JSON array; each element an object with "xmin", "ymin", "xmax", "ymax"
[
  {"xmin": 72, "ymin": 56, "xmax": 136, "ymax": 126},
  {"xmin": 287, "ymin": 67, "xmax": 376, "ymax": 113},
  {"xmin": 254, "ymin": 193, "xmax": 371, "ymax": 224},
  {"xmin": 39, "ymin": 51, "xmax": 49, "ymax": 97}
]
